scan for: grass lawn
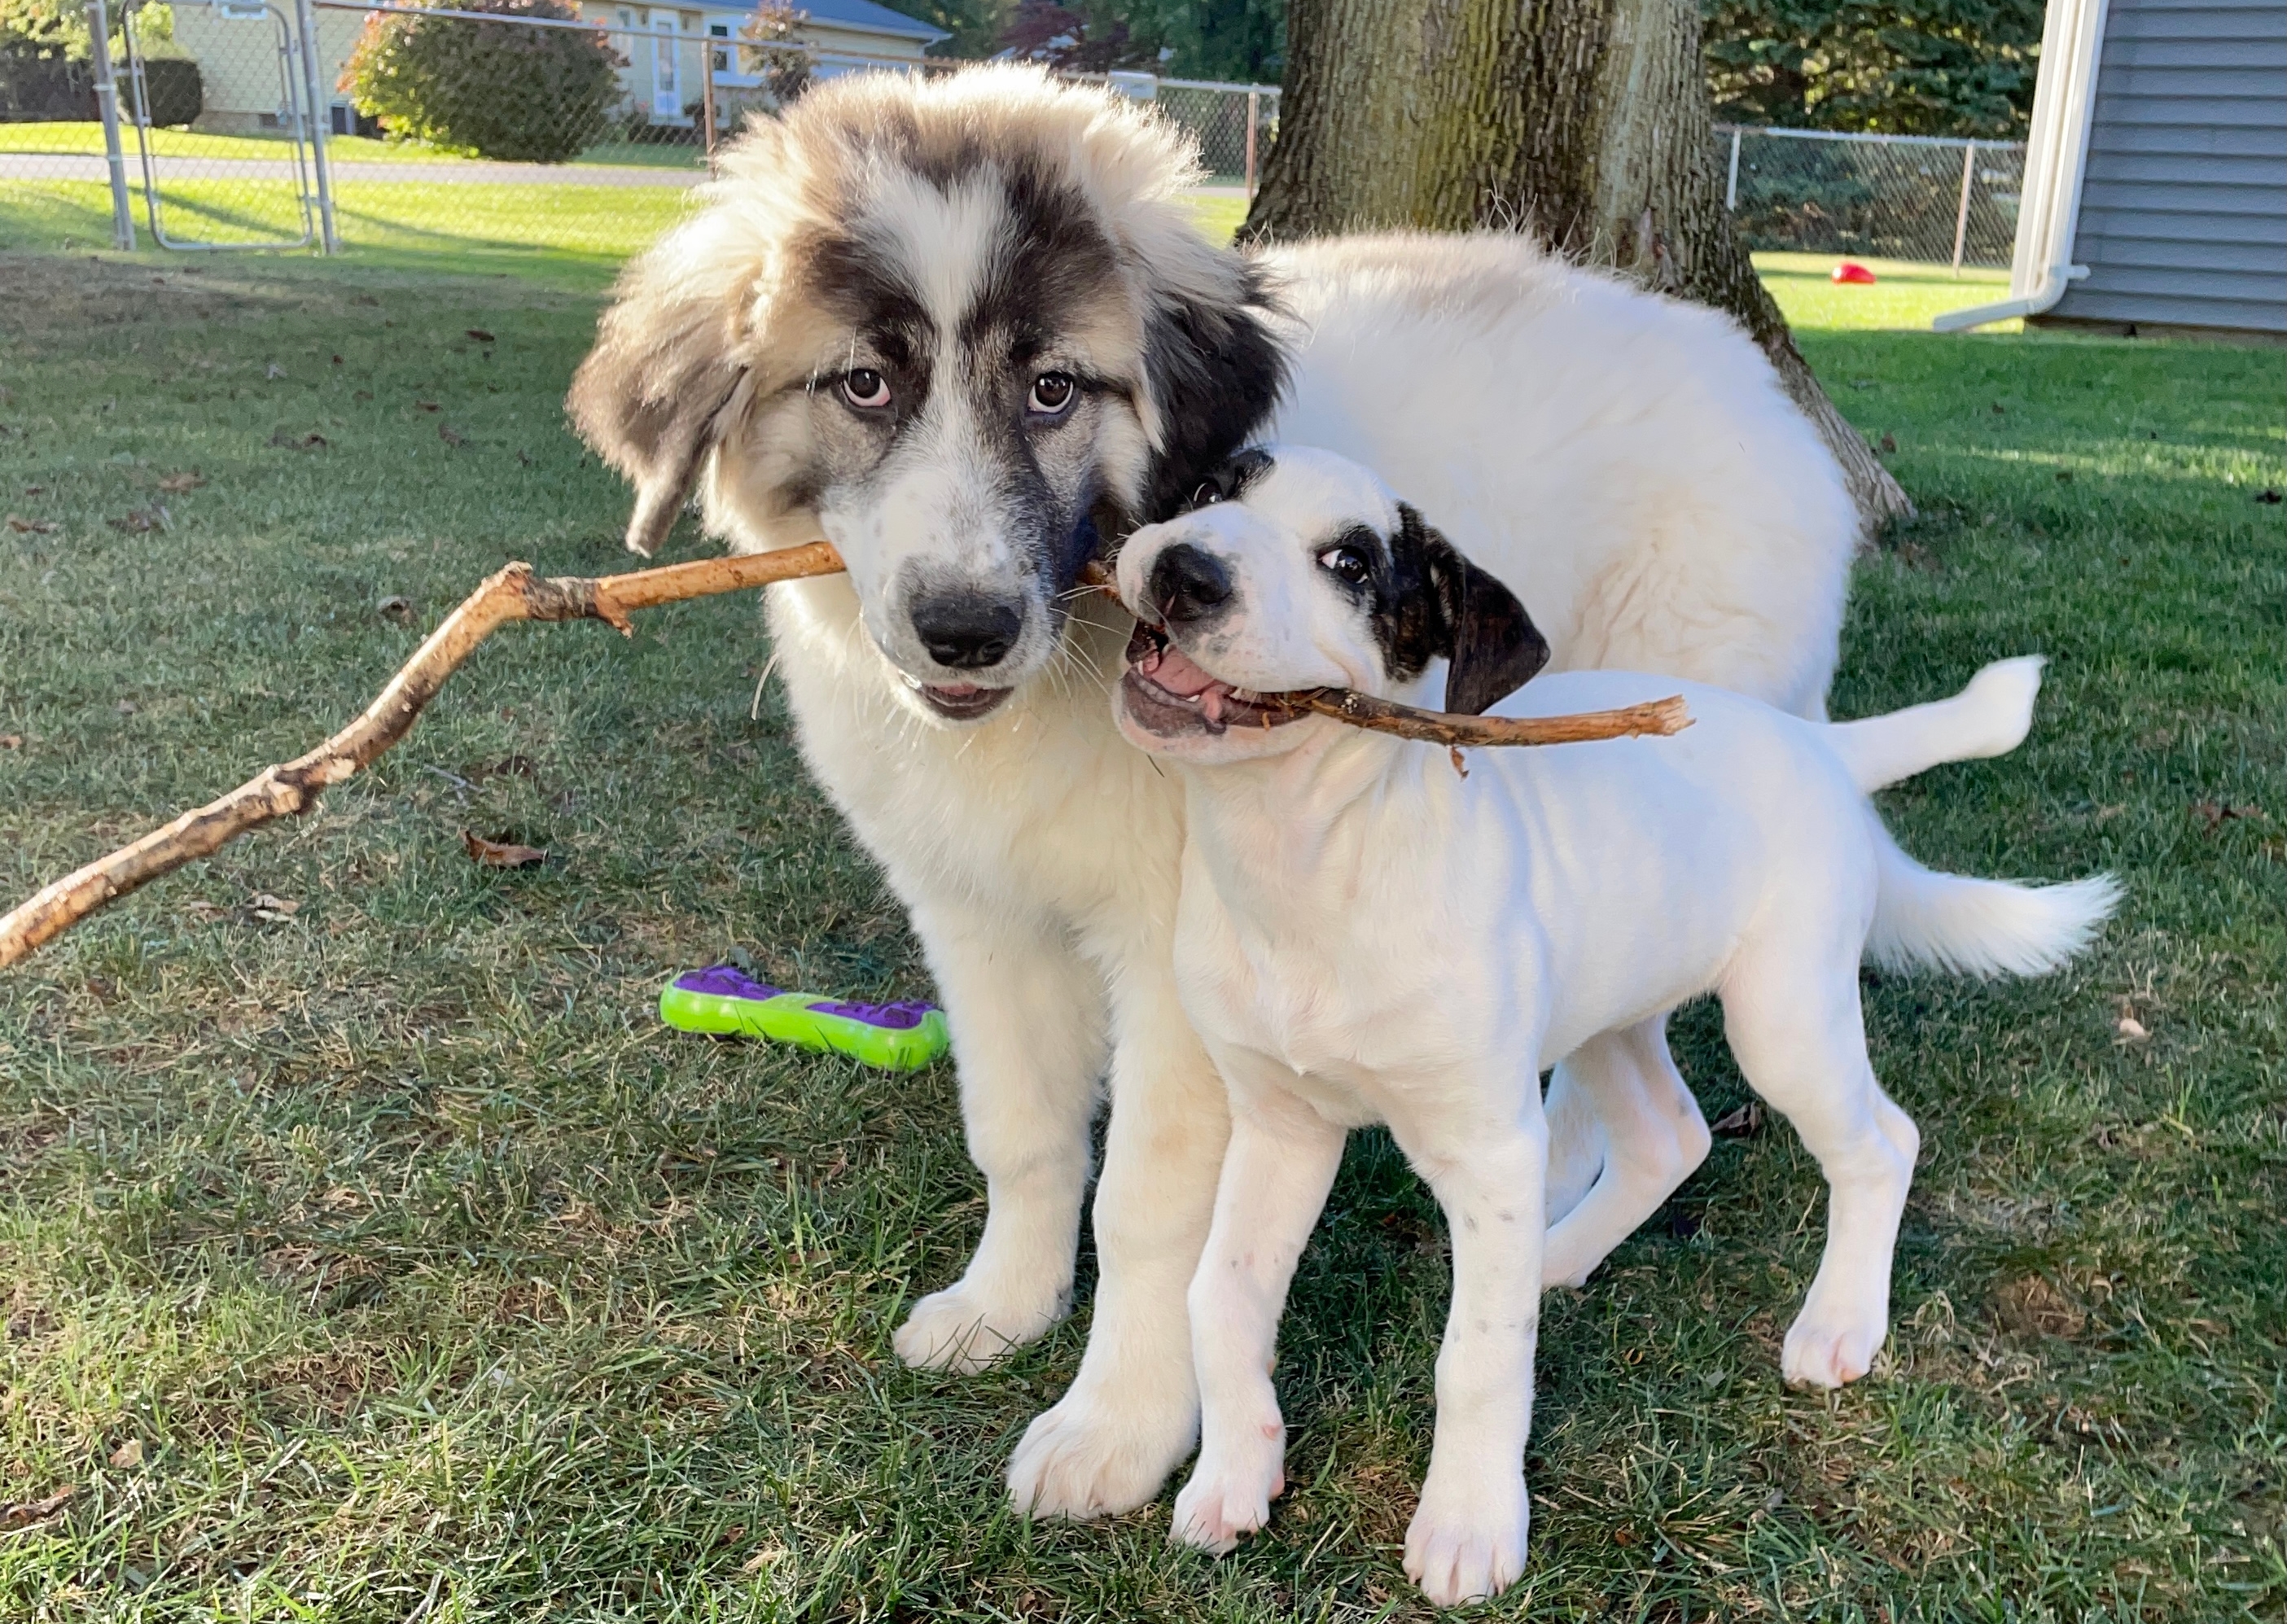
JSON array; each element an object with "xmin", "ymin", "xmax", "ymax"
[
  {"xmin": 0, "ymin": 250, "xmax": 2280, "ymax": 1622},
  {"xmin": 1, "ymin": 121, "xmax": 706, "ymax": 169},
  {"xmin": 0, "ymin": 180, "xmax": 1247, "ymax": 291},
  {"xmin": 1758, "ymin": 251, "xmax": 2017, "ymax": 332}
]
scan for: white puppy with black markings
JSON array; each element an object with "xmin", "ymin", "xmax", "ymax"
[{"xmin": 1111, "ymin": 445, "xmax": 2118, "ymax": 1607}]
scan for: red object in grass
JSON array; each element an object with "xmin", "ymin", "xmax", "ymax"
[{"xmin": 1832, "ymin": 261, "xmax": 1878, "ymax": 285}]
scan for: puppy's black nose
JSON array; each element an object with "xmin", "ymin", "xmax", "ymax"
[
  {"xmin": 911, "ymin": 594, "xmax": 1024, "ymax": 670},
  {"xmin": 1149, "ymin": 543, "xmax": 1233, "ymax": 626}
]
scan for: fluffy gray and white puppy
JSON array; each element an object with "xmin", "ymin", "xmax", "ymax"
[{"xmin": 568, "ymin": 65, "xmax": 1860, "ymax": 1521}]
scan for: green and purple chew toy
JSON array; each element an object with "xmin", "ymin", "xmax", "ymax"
[{"xmin": 659, "ymin": 963, "xmax": 950, "ymax": 1070}]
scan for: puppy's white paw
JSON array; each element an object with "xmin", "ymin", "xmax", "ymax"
[
  {"xmin": 1169, "ymin": 1447, "xmax": 1284, "ymax": 1555},
  {"xmin": 892, "ymin": 1281, "xmax": 1062, "ymax": 1374},
  {"xmin": 1781, "ymin": 1307, "xmax": 1886, "ymax": 1389},
  {"xmin": 1404, "ymin": 1469, "xmax": 1529, "ymax": 1608},
  {"xmin": 1007, "ymin": 1380, "xmax": 1198, "ymax": 1521}
]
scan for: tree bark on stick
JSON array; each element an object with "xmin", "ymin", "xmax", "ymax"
[
  {"xmin": 0, "ymin": 542, "xmax": 846, "ymax": 970},
  {"xmin": 1246, "ymin": 0, "xmax": 1912, "ymax": 532},
  {"xmin": 1, "ymin": 545, "xmax": 1693, "ymax": 970}
]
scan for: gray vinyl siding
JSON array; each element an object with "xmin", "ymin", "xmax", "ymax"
[{"xmin": 2050, "ymin": 0, "xmax": 2287, "ymax": 333}]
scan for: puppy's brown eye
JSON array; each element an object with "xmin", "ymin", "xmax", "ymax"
[
  {"xmin": 842, "ymin": 369, "xmax": 890, "ymax": 409},
  {"xmin": 1317, "ymin": 545, "xmax": 1372, "ymax": 586},
  {"xmin": 1191, "ymin": 483, "xmax": 1221, "ymax": 507},
  {"xmin": 1028, "ymin": 372, "xmax": 1076, "ymax": 414}
]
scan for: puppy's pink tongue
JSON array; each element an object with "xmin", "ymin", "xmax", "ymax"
[{"xmin": 1147, "ymin": 641, "xmax": 1224, "ymax": 699}]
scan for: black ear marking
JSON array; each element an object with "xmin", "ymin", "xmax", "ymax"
[
  {"xmin": 1137, "ymin": 264, "xmax": 1288, "ymax": 523},
  {"xmin": 568, "ymin": 288, "xmax": 750, "ymax": 558},
  {"xmin": 1404, "ymin": 504, "xmax": 1551, "ymax": 716}
]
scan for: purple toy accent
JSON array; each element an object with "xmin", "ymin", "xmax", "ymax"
[
  {"xmin": 809, "ymin": 999, "xmax": 934, "ymax": 1031},
  {"xmin": 673, "ymin": 965, "xmax": 940, "ymax": 1031},
  {"xmin": 674, "ymin": 965, "xmax": 782, "ymax": 1000}
]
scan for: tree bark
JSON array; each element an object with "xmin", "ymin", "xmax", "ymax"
[{"xmin": 1246, "ymin": 0, "xmax": 1912, "ymax": 532}]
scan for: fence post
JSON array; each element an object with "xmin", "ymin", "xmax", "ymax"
[
  {"xmin": 701, "ymin": 41, "xmax": 718, "ymax": 165},
  {"xmin": 293, "ymin": 0, "xmax": 339, "ymax": 253},
  {"xmin": 1951, "ymin": 138, "xmax": 1976, "ymax": 276},
  {"xmin": 1724, "ymin": 126, "xmax": 1742, "ymax": 211},
  {"xmin": 85, "ymin": 0, "xmax": 135, "ymax": 251},
  {"xmin": 1244, "ymin": 88, "xmax": 1259, "ymax": 201}
]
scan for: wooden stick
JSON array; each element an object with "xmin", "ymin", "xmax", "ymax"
[
  {"xmin": 0, "ymin": 542, "xmax": 845, "ymax": 970},
  {"xmin": 1, "ymin": 545, "xmax": 1688, "ymax": 970},
  {"xmin": 1287, "ymin": 689, "xmax": 1693, "ymax": 748}
]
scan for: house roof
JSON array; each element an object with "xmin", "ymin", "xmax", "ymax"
[{"xmin": 749, "ymin": 0, "xmax": 947, "ymax": 43}]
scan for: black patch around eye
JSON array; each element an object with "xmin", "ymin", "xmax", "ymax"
[
  {"xmin": 804, "ymin": 232, "xmax": 934, "ymax": 422},
  {"xmin": 1318, "ymin": 524, "xmax": 1381, "ymax": 598}
]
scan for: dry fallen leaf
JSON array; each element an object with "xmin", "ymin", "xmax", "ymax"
[
  {"xmin": 269, "ymin": 428, "xmax": 328, "ymax": 450},
  {"xmin": 156, "ymin": 471, "xmax": 205, "ymax": 493},
  {"xmin": 1992, "ymin": 1275, "xmax": 2086, "ymax": 1339},
  {"xmin": 463, "ymin": 830, "xmax": 549, "ymax": 869},
  {"xmin": 108, "ymin": 505, "xmax": 171, "ymax": 534},
  {"xmin": 1711, "ymin": 1101, "xmax": 1763, "ymax": 1138},
  {"xmin": 1878, "ymin": 432, "xmax": 1897, "ymax": 453},
  {"xmin": 6, "ymin": 514, "xmax": 58, "ymax": 534},
  {"xmin": 248, "ymin": 893, "xmax": 300, "ymax": 922},
  {"xmin": 416, "ymin": 400, "xmax": 440, "ymax": 412},
  {"xmin": 439, "ymin": 422, "xmax": 467, "ymax": 448},
  {"xmin": 2191, "ymin": 799, "xmax": 2262, "ymax": 834},
  {"xmin": 0, "ymin": 1486, "xmax": 75, "ymax": 1526},
  {"xmin": 115, "ymin": 699, "xmax": 137, "ymax": 716},
  {"xmin": 0, "ymin": 733, "xmax": 20, "ymax": 749},
  {"xmin": 466, "ymin": 327, "xmax": 496, "ymax": 343},
  {"xmin": 20, "ymin": 484, "xmax": 45, "ymax": 495},
  {"xmin": 377, "ymin": 594, "xmax": 414, "ymax": 625},
  {"xmin": 2116, "ymin": 1015, "xmax": 2149, "ymax": 1042},
  {"xmin": 265, "ymin": 362, "xmax": 286, "ymax": 379},
  {"xmin": 178, "ymin": 900, "xmax": 230, "ymax": 921},
  {"xmin": 108, "ymin": 1438, "xmax": 143, "ymax": 1469}
]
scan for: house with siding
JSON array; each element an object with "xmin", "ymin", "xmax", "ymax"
[
  {"xmin": 1935, "ymin": 0, "xmax": 2285, "ymax": 339},
  {"xmin": 180, "ymin": 0, "xmax": 944, "ymax": 138},
  {"xmin": 578, "ymin": 0, "xmax": 945, "ymax": 127}
]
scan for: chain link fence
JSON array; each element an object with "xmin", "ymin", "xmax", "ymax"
[
  {"xmin": 1716, "ymin": 125, "xmax": 2026, "ymax": 270},
  {"xmin": 1, "ymin": 2, "xmax": 1275, "ymax": 271},
  {"xmin": 10, "ymin": 17, "xmax": 2012, "ymax": 278}
]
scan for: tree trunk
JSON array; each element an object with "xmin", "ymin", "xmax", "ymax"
[{"xmin": 1246, "ymin": 0, "xmax": 1913, "ymax": 533}]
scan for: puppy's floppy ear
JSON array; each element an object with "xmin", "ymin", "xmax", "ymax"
[
  {"xmin": 567, "ymin": 262, "xmax": 748, "ymax": 558},
  {"xmin": 1409, "ymin": 506, "xmax": 1551, "ymax": 716},
  {"xmin": 1137, "ymin": 258, "xmax": 1289, "ymax": 523}
]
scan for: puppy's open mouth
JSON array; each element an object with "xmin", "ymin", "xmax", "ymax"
[
  {"xmin": 1121, "ymin": 621, "xmax": 1303, "ymax": 738},
  {"xmin": 908, "ymin": 680, "xmax": 1014, "ymax": 721}
]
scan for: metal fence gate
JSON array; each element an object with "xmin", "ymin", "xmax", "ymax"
[{"xmin": 118, "ymin": 0, "xmax": 329, "ymax": 248}]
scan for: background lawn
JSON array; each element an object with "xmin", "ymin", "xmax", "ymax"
[
  {"xmin": 0, "ymin": 248, "xmax": 2280, "ymax": 1622},
  {"xmin": 0, "ymin": 122, "xmax": 709, "ymax": 169}
]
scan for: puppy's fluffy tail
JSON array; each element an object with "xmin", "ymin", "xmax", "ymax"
[
  {"xmin": 1826, "ymin": 656, "xmax": 2046, "ymax": 794},
  {"xmin": 1867, "ymin": 825, "xmax": 2119, "ymax": 979}
]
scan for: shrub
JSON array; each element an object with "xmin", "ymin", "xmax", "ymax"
[
  {"xmin": 737, "ymin": 2, "xmax": 808, "ymax": 106},
  {"xmin": 340, "ymin": 0, "xmax": 620, "ymax": 164},
  {"xmin": 0, "ymin": 49, "xmax": 89, "ymax": 120},
  {"xmin": 138, "ymin": 53, "xmax": 198, "ymax": 126}
]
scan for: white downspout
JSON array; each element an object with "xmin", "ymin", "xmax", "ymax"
[{"xmin": 1933, "ymin": 0, "xmax": 2112, "ymax": 332}]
